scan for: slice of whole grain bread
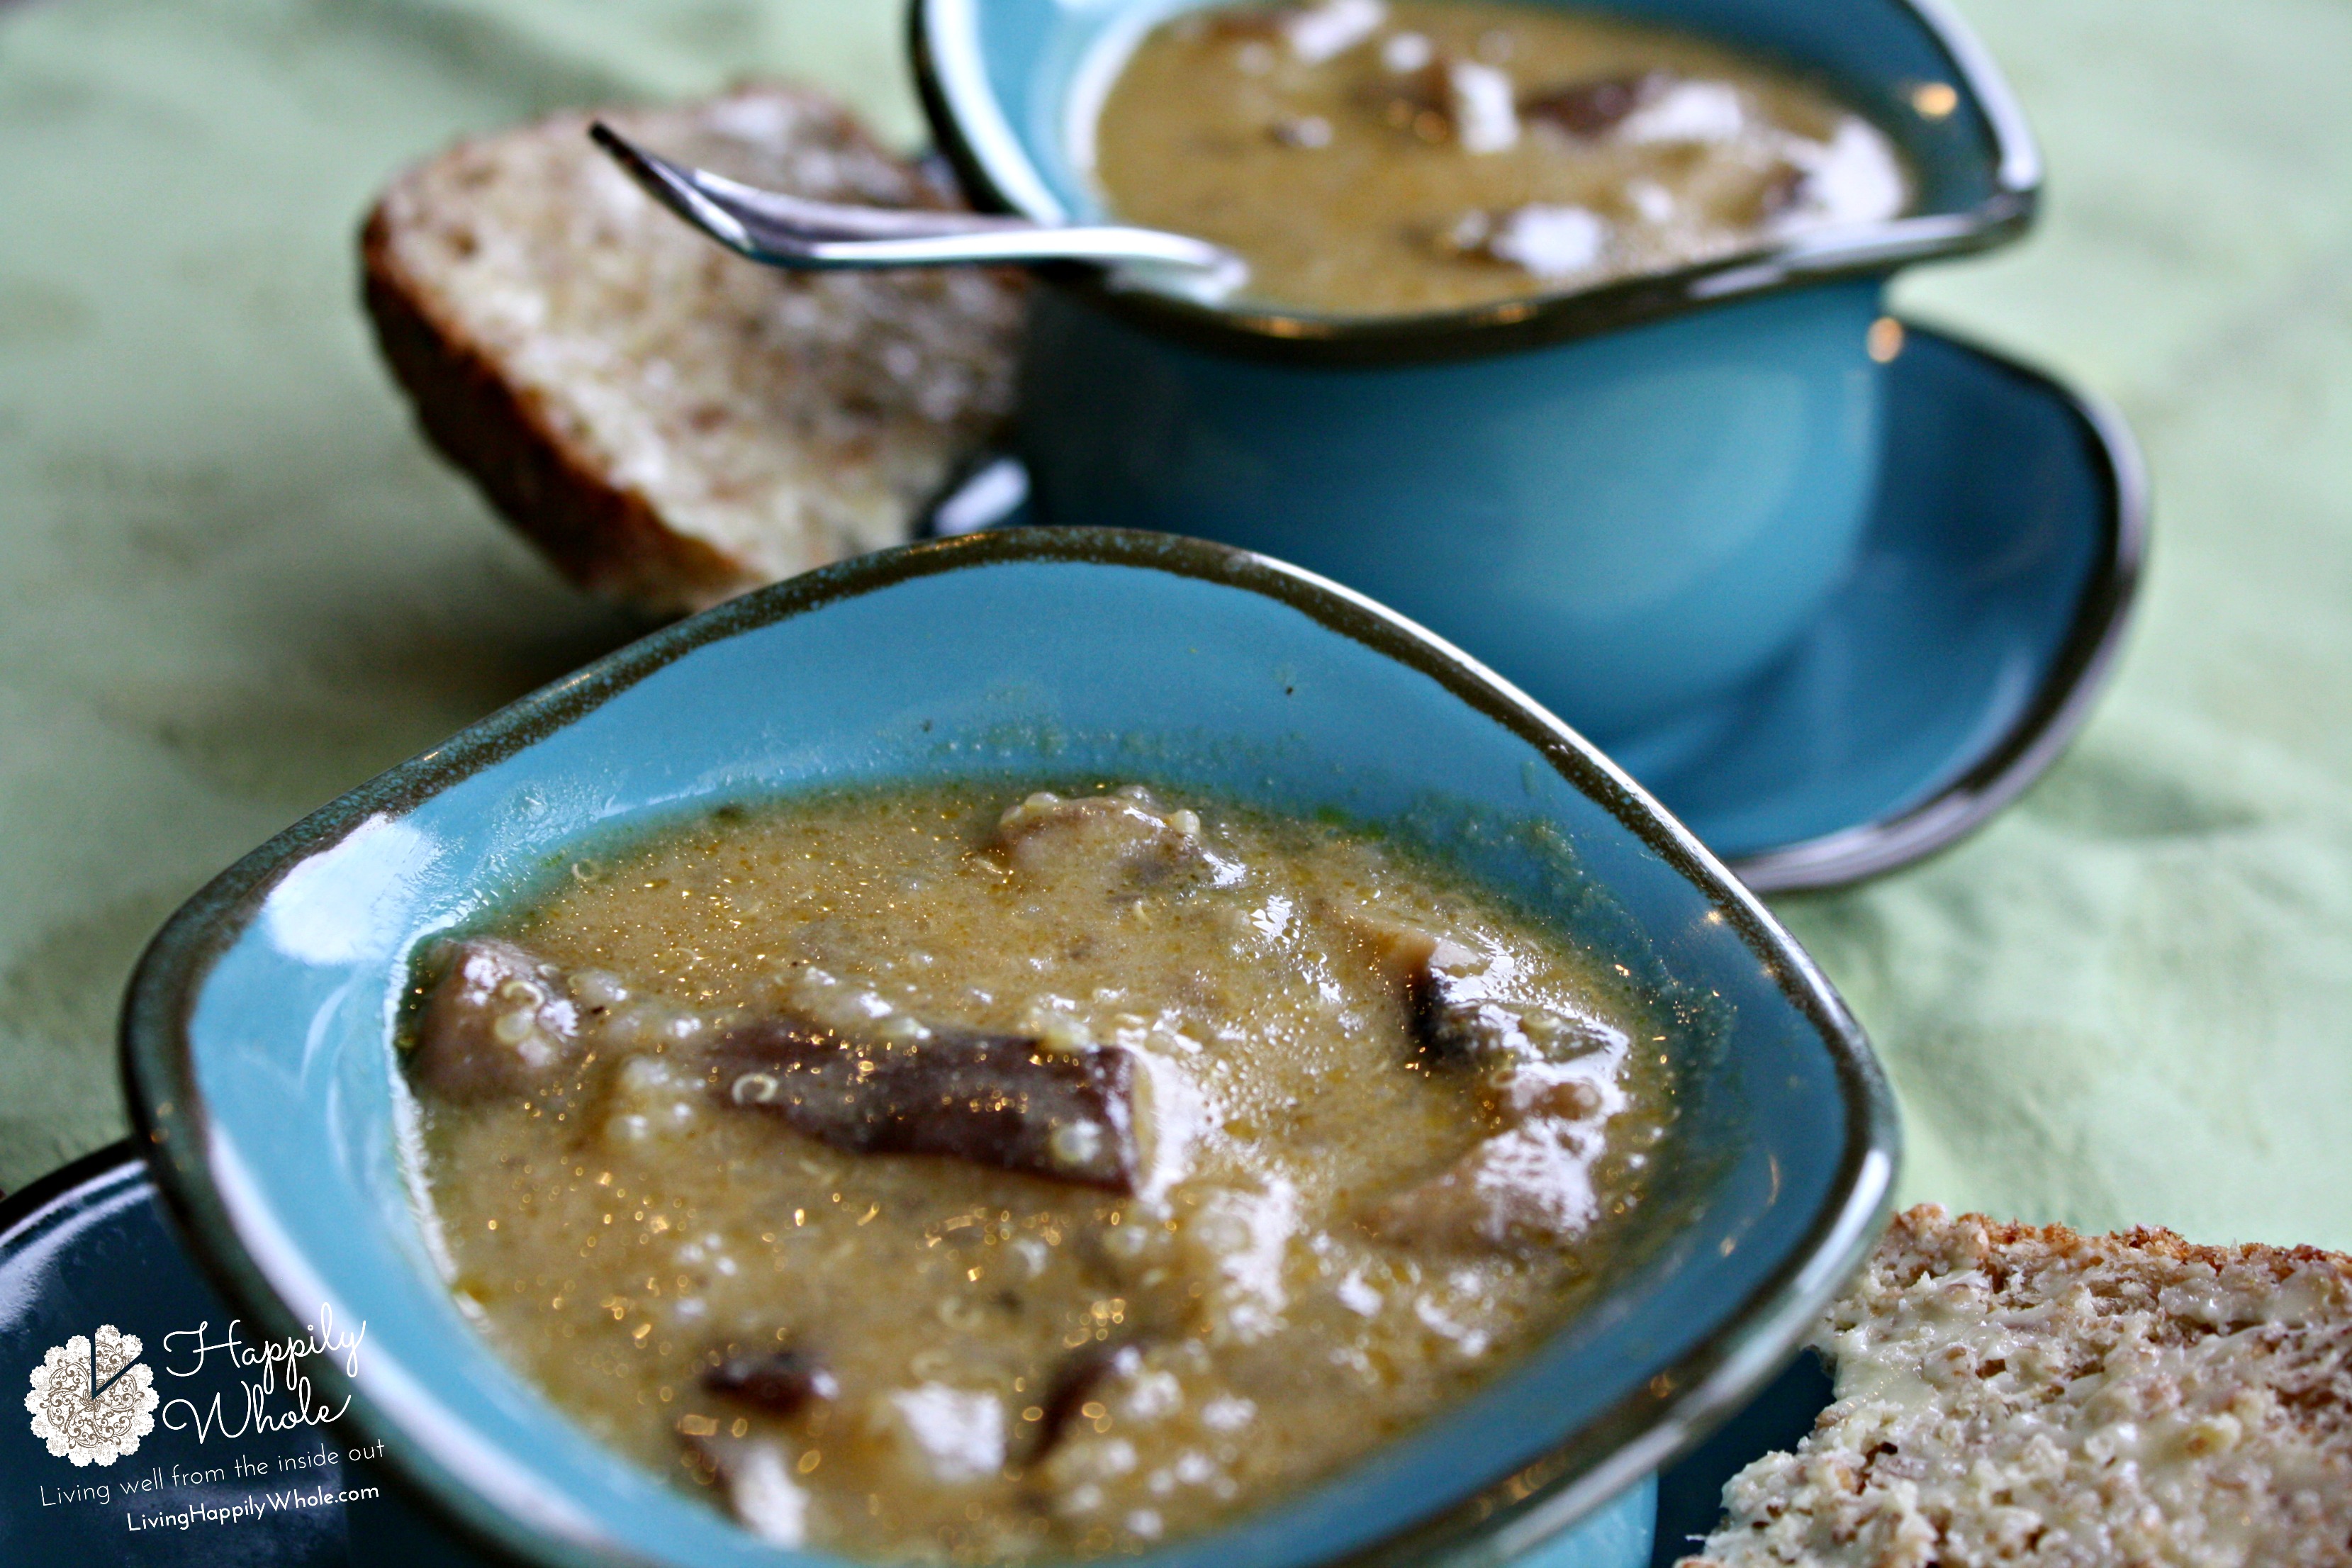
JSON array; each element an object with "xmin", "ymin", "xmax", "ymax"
[
  {"xmin": 362, "ymin": 85, "xmax": 1024, "ymax": 615},
  {"xmin": 1681, "ymin": 1205, "xmax": 2352, "ymax": 1568}
]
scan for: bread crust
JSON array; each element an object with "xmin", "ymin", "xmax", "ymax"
[
  {"xmin": 359, "ymin": 87, "xmax": 1022, "ymax": 617},
  {"xmin": 362, "ymin": 205, "xmax": 755, "ymax": 612},
  {"xmin": 1871, "ymin": 1205, "xmax": 2352, "ymax": 1299}
]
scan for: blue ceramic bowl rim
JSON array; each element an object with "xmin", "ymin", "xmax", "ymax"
[
  {"xmin": 910, "ymin": 0, "xmax": 2041, "ymax": 366},
  {"xmin": 118, "ymin": 527, "xmax": 1899, "ymax": 1568}
]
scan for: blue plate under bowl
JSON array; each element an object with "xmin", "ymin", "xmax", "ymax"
[
  {"xmin": 936, "ymin": 323, "xmax": 2145, "ymax": 893},
  {"xmin": 118, "ymin": 529, "xmax": 1897, "ymax": 1568},
  {"xmin": 1613, "ymin": 323, "xmax": 2144, "ymax": 890}
]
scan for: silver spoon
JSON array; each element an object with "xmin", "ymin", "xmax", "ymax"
[{"xmin": 588, "ymin": 123, "xmax": 1247, "ymax": 297}]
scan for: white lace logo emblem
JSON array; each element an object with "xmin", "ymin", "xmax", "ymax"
[{"xmin": 25, "ymin": 1325, "xmax": 159, "ymax": 1467}]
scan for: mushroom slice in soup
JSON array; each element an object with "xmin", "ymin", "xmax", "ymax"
[
  {"xmin": 1357, "ymin": 920, "xmax": 1627, "ymax": 1070},
  {"xmin": 1520, "ymin": 70, "xmax": 1667, "ymax": 138},
  {"xmin": 407, "ymin": 938, "xmax": 583, "ymax": 1100},
  {"xmin": 702, "ymin": 1347, "xmax": 841, "ymax": 1417},
  {"xmin": 1354, "ymin": 920, "xmax": 1633, "ymax": 1250},
  {"xmin": 1029, "ymin": 1340, "xmax": 1147, "ymax": 1460},
  {"xmin": 713, "ymin": 1017, "xmax": 1143, "ymax": 1192}
]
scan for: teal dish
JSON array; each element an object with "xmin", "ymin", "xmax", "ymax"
[
  {"xmin": 122, "ymin": 530, "xmax": 1898, "ymax": 1568},
  {"xmin": 924, "ymin": 324, "xmax": 2146, "ymax": 892},
  {"xmin": 913, "ymin": 0, "xmax": 2040, "ymax": 742}
]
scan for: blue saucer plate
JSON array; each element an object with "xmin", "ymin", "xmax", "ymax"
[
  {"xmin": 937, "ymin": 324, "xmax": 2144, "ymax": 895},
  {"xmin": 0, "ymin": 1143, "xmax": 478, "ymax": 1567},
  {"xmin": 1615, "ymin": 323, "xmax": 2145, "ymax": 892}
]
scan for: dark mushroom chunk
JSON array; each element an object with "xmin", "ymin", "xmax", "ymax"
[
  {"xmin": 407, "ymin": 938, "xmax": 583, "ymax": 1101},
  {"xmin": 1409, "ymin": 973, "xmax": 1536, "ymax": 1066},
  {"xmin": 713, "ymin": 1018, "xmax": 1141, "ymax": 1193},
  {"xmin": 1357, "ymin": 924, "xmax": 1528, "ymax": 1068},
  {"xmin": 702, "ymin": 1348, "xmax": 840, "ymax": 1417},
  {"xmin": 1521, "ymin": 71, "xmax": 1666, "ymax": 138},
  {"xmin": 1357, "ymin": 922, "xmax": 1625, "ymax": 1070},
  {"xmin": 1029, "ymin": 1342, "xmax": 1144, "ymax": 1460}
]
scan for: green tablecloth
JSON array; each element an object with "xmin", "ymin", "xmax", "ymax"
[{"xmin": 4, "ymin": 0, "xmax": 2348, "ymax": 1248}]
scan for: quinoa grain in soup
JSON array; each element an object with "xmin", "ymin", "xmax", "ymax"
[
  {"xmin": 1090, "ymin": 0, "xmax": 1911, "ymax": 316},
  {"xmin": 403, "ymin": 783, "xmax": 1674, "ymax": 1561}
]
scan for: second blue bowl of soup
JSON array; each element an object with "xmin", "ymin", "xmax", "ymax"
[{"xmin": 915, "ymin": 0, "xmax": 2039, "ymax": 742}]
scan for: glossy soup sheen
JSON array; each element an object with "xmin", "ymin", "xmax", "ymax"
[
  {"xmin": 1090, "ymin": 0, "xmax": 1912, "ymax": 315},
  {"xmin": 403, "ymin": 783, "xmax": 1677, "ymax": 1562}
]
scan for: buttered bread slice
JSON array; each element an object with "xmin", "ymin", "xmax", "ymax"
[
  {"xmin": 1681, "ymin": 1206, "xmax": 2352, "ymax": 1568},
  {"xmin": 362, "ymin": 86, "xmax": 1024, "ymax": 615}
]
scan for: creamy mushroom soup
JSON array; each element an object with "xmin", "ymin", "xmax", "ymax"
[
  {"xmin": 1089, "ymin": 0, "xmax": 1911, "ymax": 315},
  {"xmin": 403, "ymin": 782, "xmax": 1677, "ymax": 1562}
]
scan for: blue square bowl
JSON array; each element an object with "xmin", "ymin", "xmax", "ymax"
[{"xmin": 121, "ymin": 529, "xmax": 1896, "ymax": 1568}]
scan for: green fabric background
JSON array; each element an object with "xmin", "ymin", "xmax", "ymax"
[{"xmin": 2, "ymin": 0, "xmax": 2347, "ymax": 1248}]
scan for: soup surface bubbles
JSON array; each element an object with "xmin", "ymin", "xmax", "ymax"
[
  {"xmin": 403, "ymin": 782, "xmax": 1677, "ymax": 1561},
  {"xmin": 1090, "ymin": 0, "xmax": 1911, "ymax": 315}
]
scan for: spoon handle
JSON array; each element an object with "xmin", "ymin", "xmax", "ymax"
[{"xmin": 589, "ymin": 122, "xmax": 1243, "ymax": 281}]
